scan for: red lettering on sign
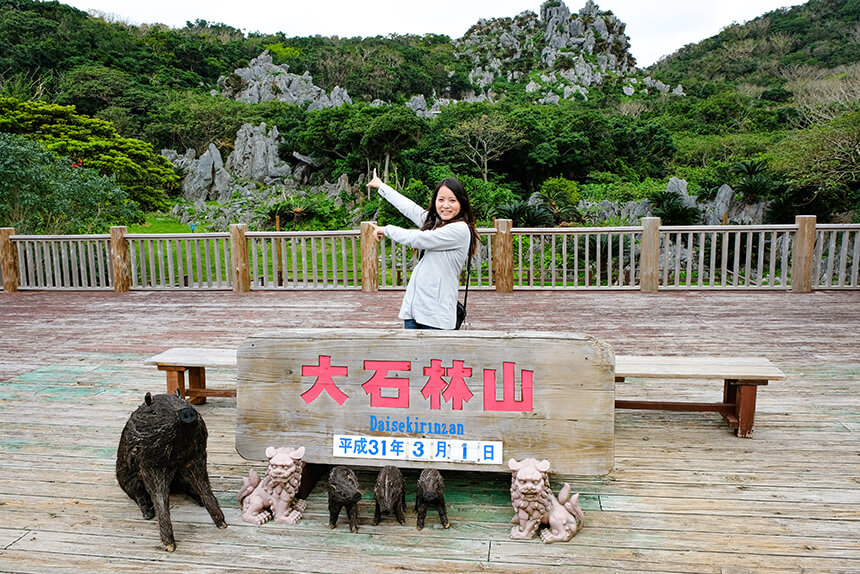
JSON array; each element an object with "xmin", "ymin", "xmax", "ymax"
[
  {"xmin": 483, "ymin": 361, "xmax": 533, "ymax": 412},
  {"xmin": 300, "ymin": 355, "xmax": 349, "ymax": 405},
  {"xmin": 442, "ymin": 360, "xmax": 473, "ymax": 410},
  {"xmin": 363, "ymin": 360, "xmax": 411, "ymax": 408},
  {"xmin": 421, "ymin": 359, "xmax": 447, "ymax": 410}
]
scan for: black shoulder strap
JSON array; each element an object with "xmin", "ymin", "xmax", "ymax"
[{"xmin": 462, "ymin": 241, "xmax": 472, "ymax": 309}]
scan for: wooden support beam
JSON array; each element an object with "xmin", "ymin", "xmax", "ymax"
[
  {"xmin": 110, "ymin": 226, "xmax": 130, "ymax": 292},
  {"xmin": 230, "ymin": 223, "xmax": 250, "ymax": 293},
  {"xmin": 493, "ymin": 218, "xmax": 513, "ymax": 292},
  {"xmin": 791, "ymin": 215, "xmax": 817, "ymax": 293},
  {"xmin": 186, "ymin": 366, "xmax": 207, "ymax": 405},
  {"xmin": 639, "ymin": 217, "xmax": 661, "ymax": 293},
  {"xmin": 360, "ymin": 221, "xmax": 378, "ymax": 292},
  {"xmin": 0, "ymin": 227, "xmax": 19, "ymax": 293},
  {"xmin": 615, "ymin": 400, "xmax": 736, "ymax": 414}
]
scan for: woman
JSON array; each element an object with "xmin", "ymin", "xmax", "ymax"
[{"xmin": 367, "ymin": 170, "xmax": 478, "ymax": 330}]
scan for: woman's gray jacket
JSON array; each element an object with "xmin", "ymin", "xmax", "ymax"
[{"xmin": 378, "ymin": 183, "xmax": 469, "ymax": 329}]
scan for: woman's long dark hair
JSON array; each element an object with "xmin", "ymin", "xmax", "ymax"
[{"xmin": 421, "ymin": 177, "xmax": 479, "ymax": 256}]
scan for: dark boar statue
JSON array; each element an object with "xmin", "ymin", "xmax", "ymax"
[
  {"xmin": 372, "ymin": 465, "xmax": 405, "ymax": 526},
  {"xmin": 327, "ymin": 466, "xmax": 362, "ymax": 533},
  {"xmin": 116, "ymin": 391, "xmax": 226, "ymax": 551},
  {"xmin": 415, "ymin": 468, "xmax": 450, "ymax": 530}
]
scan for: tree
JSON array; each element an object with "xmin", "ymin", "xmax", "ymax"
[
  {"xmin": 0, "ymin": 96, "xmax": 178, "ymax": 210},
  {"xmin": 361, "ymin": 105, "xmax": 426, "ymax": 181},
  {"xmin": 771, "ymin": 111, "xmax": 860, "ymax": 217},
  {"xmin": 57, "ymin": 64, "xmax": 138, "ymax": 116},
  {"xmin": 446, "ymin": 111, "xmax": 526, "ymax": 183},
  {"xmin": 143, "ymin": 90, "xmax": 260, "ymax": 152},
  {"xmin": 507, "ymin": 105, "xmax": 613, "ymax": 189},
  {"xmin": 298, "ymin": 104, "xmax": 374, "ymax": 161},
  {"xmin": 0, "ymin": 133, "xmax": 143, "ymax": 234}
]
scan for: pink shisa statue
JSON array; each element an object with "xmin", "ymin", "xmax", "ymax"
[
  {"xmin": 508, "ymin": 457, "xmax": 585, "ymax": 543},
  {"xmin": 237, "ymin": 446, "xmax": 306, "ymax": 525}
]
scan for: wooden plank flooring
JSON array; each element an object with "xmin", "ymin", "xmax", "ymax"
[{"xmin": 0, "ymin": 289, "xmax": 859, "ymax": 573}]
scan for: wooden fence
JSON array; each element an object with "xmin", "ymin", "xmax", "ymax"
[{"xmin": 2, "ymin": 216, "xmax": 858, "ymax": 294}]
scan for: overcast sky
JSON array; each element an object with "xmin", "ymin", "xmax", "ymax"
[{"xmin": 63, "ymin": 0, "xmax": 807, "ymax": 68}]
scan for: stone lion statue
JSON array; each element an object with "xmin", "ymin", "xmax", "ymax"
[
  {"xmin": 508, "ymin": 457, "xmax": 584, "ymax": 543},
  {"xmin": 237, "ymin": 446, "xmax": 306, "ymax": 525}
]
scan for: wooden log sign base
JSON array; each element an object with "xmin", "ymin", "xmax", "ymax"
[{"xmin": 236, "ymin": 329, "xmax": 615, "ymax": 476}]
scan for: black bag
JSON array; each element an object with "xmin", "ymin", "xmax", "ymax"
[
  {"xmin": 454, "ymin": 252, "xmax": 471, "ymax": 330},
  {"xmin": 455, "ymin": 301, "xmax": 467, "ymax": 330}
]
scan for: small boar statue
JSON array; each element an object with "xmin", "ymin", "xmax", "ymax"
[
  {"xmin": 116, "ymin": 391, "xmax": 226, "ymax": 552},
  {"xmin": 327, "ymin": 466, "xmax": 362, "ymax": 533},
  {"xmin": 372, "ymin": 465, "xmax": 406, "ymax": 525},
  {"xmin": 237, "ymin": 446, "xmax": 306, "ymax": 525},
  {"xmin": 509, "ymin": 457, "xmax": 584, "ymax": 543},
  {"xmin": 415, "ymin": 468, "xmax": 449, "ymax": 530}
]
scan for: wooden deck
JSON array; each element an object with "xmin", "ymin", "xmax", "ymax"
[{"xmin": 0, "ymin": 289, "xmax": 858, "ymax": 573}]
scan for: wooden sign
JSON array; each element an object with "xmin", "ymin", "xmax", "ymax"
[{"xmin": 236, "ymin": 329, "xmax": 615, "ymax": 475}]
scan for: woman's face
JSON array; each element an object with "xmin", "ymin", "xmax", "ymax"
[{"xmin": 435, "ymin": 185, "xmax": 461, "ymax": 221}]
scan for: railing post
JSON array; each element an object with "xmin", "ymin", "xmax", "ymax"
[
  {"xmin": 110, "ymin": 226, "xmax": 130, "ymax": 292},
  {"xmin": 1, "ymin": 227, "xmax": 20, "ymax": 293},
  {"xmin": 493, "ymin": 218, "xmax": 514, "ymax": 292},
  {"xmin": 361, "ymin": 221, "xmax": 379, "ymax": 292},
  {"xmin": 791, "ymin": 215, "xmax": 817, "ymax": 293},
  {"xmin": 230, "ymin": 224, "xmax": 251, "ymax": 293},
  {"xmin": 640, "ymin": 217, "xmax": 661, "ymax": 293}
]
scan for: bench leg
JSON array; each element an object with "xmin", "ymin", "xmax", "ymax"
[
  {"xmin": 164, "ymin": 368, "xmax": 186, "ymax": 398},
  {"xmin": 735, "ymin": 384, "xmax": 758, "ymax": 438},
  {"xmin": 721, "ymin": 379, "xmax": 739, "ymax": 431},
  {"xmin": 723, "ymin": 379, "xmax": 760, "ymax": 437},
  {"xmin": 187, "ymin": 367, "xmax": 207, "ymax": 406}
]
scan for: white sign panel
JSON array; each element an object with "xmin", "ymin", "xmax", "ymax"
[{"xmin": 333, "ymin": 434, "xmax": 503, "ymax": 464}]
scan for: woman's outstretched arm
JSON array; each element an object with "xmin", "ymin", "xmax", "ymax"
[{"xmin": 367, "ymin": 169, "xmax": 426, "ymax": 227}]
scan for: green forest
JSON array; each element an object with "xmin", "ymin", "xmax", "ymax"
[{"xmin": 0, "ymin": 0, "xmax": 858, "ymax": 235}]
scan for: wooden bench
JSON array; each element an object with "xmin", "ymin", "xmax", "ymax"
[
  {"xmin": 145, "ymin": 348, "xmax": 784, "ymax": 437},
  {"xmin": 614, "ymin": 355, "xmax": 785, "ymax": 437},
  {"xmin": 144, "ymin": 347, "xmax": 237, "ymax": 405}
]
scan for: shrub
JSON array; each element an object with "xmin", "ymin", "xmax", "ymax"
[
  {"xmin": 579, "ymin": 172, "xmax": 665, "ymax": 203},
  {"xmin": 647, "ymin": 189, "xmax": 702, "ymax": 226},
  {"xmin": 539, "ymin": 177, "xmax": 582, "ymax": 224},
  {"xmin": 494, "ymin": 200, "xmax": 555, "ymax": 227},
  {"xmin": 263, "ymin": 192, "xmax": 350, "ymax": 231}
]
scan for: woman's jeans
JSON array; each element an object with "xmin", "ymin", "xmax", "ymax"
[{"xmin": 404, "ymin": 319, "xmax": 441, "ymax": 330}]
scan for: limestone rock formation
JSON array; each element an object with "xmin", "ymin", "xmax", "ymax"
[
  {"xmin": 216, "ymin": 51, "xmax": 352, "ymax": 110},
  {"xmin": 225, "ymin": 123, "xmax": 292, "ymax": 184},
  {"xmin": 454, "ymin": 10, "xmax": 542, "ymax": 94},
  {"xmin": 405, "ymin": 93, "xmax": 487, "ymax": 118},
  {"xmin": 579, "ymin": 178, "xmax": 769, "ymax": 226},
  {"xmin": 164, "ymin": 144, "xmax": 233, "ymax": 203},
  {"xmin": 452, "ymin": 1, "xmax": 683, "ymax": 103},
  {"xmin": 703, "ymin": 184, "xmax": 767, "ymax": 225}
]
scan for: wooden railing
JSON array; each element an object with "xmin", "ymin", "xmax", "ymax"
[
  {"xmin": 657, "ymin": 225, "xmax": 796, "ymax": 289},
  {"xmin": 511, "ymin": 227, "xmax": 643, "ymax": 289},
  {"xmin": 2, "ymin": 216, "xmax": 858, "ymax": 293},
  {"xmin": 247, "ymin": 230, "xmax": 360, "ymax": 289},
  {"xmin": 127, "ymin": 233, "xmax": 232, "ymax": 290},
  {"xmin": 815, "ymin": 225, "xmax": 860, "ymax": 289},
  {"xmin": 1, "ymin": 233, "xmax": 113, "ymax": 290}
]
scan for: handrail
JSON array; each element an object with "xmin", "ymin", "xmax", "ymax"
[{"xmin": 2, "ymin": 217, "xmax": 858, "ymax": 293}]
